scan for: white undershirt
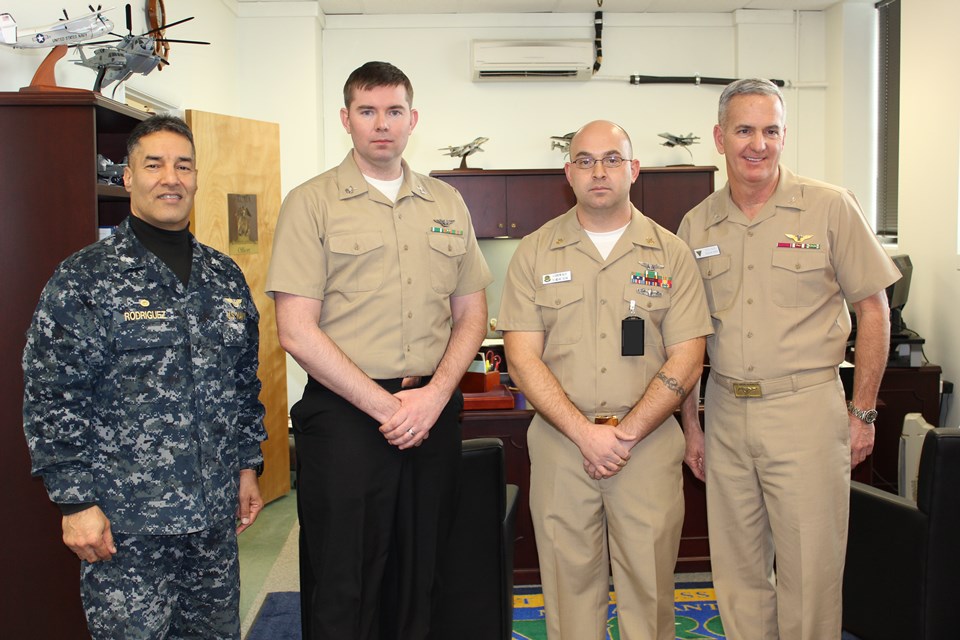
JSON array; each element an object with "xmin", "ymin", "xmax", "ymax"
[
  {"xmin": 363, "ymin": 173, "xmax": 404, "ymax": 203},
  {"xmin": 585, "ymin": 223, "xmax": 629, "ymax": 260}
]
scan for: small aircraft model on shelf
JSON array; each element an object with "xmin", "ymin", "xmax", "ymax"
[
  {"xmin": 549, "ymin": 132, "xmax": 575, "ymax": 156},
  {"xmin": 439, "ymin": 136, "xmax": 489, "ymax": 169},
  {"xmin": 658, "ymin": 131, "xmax": 700, "ymax": 162},
  {"xmin": 0, "ymin": 6, "xmax": 113, "ymax": 49},
  {"xmin": 75, "ymin": 3, "xmax": 208, "ymax": 93}
]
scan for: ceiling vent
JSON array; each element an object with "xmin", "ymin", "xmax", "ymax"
[{"xmin": 471, "ymin": 39, "xmax": 594, "ymax": 82}]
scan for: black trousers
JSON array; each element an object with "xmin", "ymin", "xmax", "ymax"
[{"xmin": 291, "ymin": 377, "xmax": 463, "ymax": 640}]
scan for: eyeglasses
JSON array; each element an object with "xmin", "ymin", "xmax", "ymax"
[{"xmin": 568, "ymin": 155, "xmax": 632, "ymax": 170}]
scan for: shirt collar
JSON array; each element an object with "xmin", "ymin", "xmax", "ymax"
[
  {"xmin": 704, "ymin": 164, "xmax": 806, "ymax": 229},
  {"xmin": 549, "ymin": 205, "xmax": 662, "ymax": 252},
  {"xmin": 335, "ymin": 150, "xmax": 435, "ymax": 203}
]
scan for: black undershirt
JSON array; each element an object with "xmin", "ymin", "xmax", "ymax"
[
  {"xmin": 128, "ymin": 214, "xmax": 193, "ymax": 285},
  {"xmin": 58, "ymin": 214, "xmax": 192, "ymax": 517}
]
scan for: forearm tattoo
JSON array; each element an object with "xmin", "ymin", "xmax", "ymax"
[{"xmin": 656, "ymin": 371, "xmax": 686, "ymax": 398}]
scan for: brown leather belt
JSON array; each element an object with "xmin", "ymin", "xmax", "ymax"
[
  {"xmin": 594, "ymin": 415, "xmax": 620, "ymax": 426},
  {"xmin": 711, "ymin": 367, "xmax": 837, "ymax": 398}
]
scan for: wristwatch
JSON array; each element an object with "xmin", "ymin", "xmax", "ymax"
[{"xmin": 847, "ymin": 401, "xmax": 878, "ymax": 424}]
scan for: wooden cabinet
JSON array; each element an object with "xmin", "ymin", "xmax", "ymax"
[
  {"xmin": 431, "ymin": 166, "xmax": 717, "ymax": 238},
  {"xmin": 0, "ymin": 91, "xmax": 147, "ymax": 640}
]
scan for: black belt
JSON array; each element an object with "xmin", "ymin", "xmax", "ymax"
[{"xmin": 373, "ymin": 375, "xmax": 433, "ymax": 391}]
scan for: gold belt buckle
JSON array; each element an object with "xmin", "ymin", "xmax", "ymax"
[
  {"xmin": 732, "ymin": 382, "xmax": 762, "ymax": 398},
  {"xmin": 595, "ymin": 415, "xmax": 619, "ymax": 426}
]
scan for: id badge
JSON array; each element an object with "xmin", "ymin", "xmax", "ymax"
[{"xmin": 621, "ymin": 316, "xmax": 644, "ymax": 356}]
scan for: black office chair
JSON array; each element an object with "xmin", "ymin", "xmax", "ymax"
[
  {"xmin": 429, "ymin": 438, "xmax": 519, "ymax": 640},
  {"xmin": 842, "ymin": 427, "xmax": 960, "ymax": 640}
]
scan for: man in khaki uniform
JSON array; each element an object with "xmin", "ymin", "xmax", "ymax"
[
  {"xmin": 500, "ymin": 120, "xmax": 712, "ymax": 640},
  {"xmin": 265, "ymin": 61, "xmax": 491, "ymax": 640},
  {"xmin": 677, "ymin": 79, "xmax": 900, "ymax": 640}
]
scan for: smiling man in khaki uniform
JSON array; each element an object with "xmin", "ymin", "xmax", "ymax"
[
  {"xmin": 677, "ymin": 79, "xmax": 900, "ymax": 640},
  {"xmin": 266, "ymin": 62, "xmax": 491, "ymax": 640},
  {"xmin": 499, "ymin": 120, "xmax": 711, "ymax": 639}
]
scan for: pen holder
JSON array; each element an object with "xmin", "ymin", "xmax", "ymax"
[{"xmin": 459, "ymin": 371, "xmax": 500, "ymax": 393}]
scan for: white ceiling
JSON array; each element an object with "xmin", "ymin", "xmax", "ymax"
[{"xmin": 239, "ymin": 0, "xmax": 859, "ymax": 16}]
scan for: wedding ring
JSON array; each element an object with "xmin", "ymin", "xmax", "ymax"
[{"xmin": 408, "ymin": 428, "xmax": 416, "ymax": 436}]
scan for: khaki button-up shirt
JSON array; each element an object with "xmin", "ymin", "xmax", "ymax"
[
  {"xmin": 677, "ymin": 165, "xmax": 901, "ymax": 381},
  {"xmin": 499, "ymin": 206, "xmax": 712, "ymax": 417},
  {"xmin": 266, "ymin": 151, "xmax": 492, "ymax": 379}
]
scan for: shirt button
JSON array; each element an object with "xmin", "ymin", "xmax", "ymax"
[
  {"xmin": 408, "ymin": 311, "xmax": 413, "ymax": 319},
  {"xmin": 747, "ymin": 231, "xmax": 754, "ymax": 237},
  {"xmin": 600, "ymin": 400, "xmax": 607, "ymax": 407},
  {"xmin": 554, "ymin": 298, "xmax": 561, "ymax": 305},
  {"xmin": 403, "ymin": 244, "xmax": 409, "ymax": 251},
  {"xmin": 600, "ymin": 299, "xmax": 606, "ymax": 305},
  {"xmin": 406, "ymin": 345, "xmax": 411, "ymax": 352},
  {"xmin": 747, "ymin": 331, "xmax": 754, "ymax": 338},
  {"xmin": 747, "ymin": 298, "xmax": 753, "ymax": 305},
  {"xmin": 600, "ymin": 333, "xmax": 606, "ymax": 339},
  {"xmin": 795, "ymin": 263, "xmax": 802, "ymax": 270},
  {"xmin": 748, "ymin": 365, "xmax": 755, "ymax": 372},
  {"xmin": 407, "ymin": 277, "xmax": 412, "ymax": 285},
  {"xmin": 601, "ymin": 367, "xmax": 607, "ymax": 373},
  {"xmin": 747, "ymin": 264, "xmax": 754, "ymax": 270},
  {"xmin": 647, "ymin": 301, "xmax": 653, "ymax": 308}
]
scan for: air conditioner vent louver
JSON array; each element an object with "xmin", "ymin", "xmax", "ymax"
[{"xmin": 471, "ymin": 40, "xmax": 593, "ymax": 83}]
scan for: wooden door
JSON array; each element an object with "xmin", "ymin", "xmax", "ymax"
[{"xmin": 186, "ymin": 110, "xmax": 289, "ymax": 504}]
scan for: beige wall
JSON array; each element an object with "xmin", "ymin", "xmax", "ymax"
[{"xmin": 898, "ymin": 0, "xmax": 960, "ymax": 427}]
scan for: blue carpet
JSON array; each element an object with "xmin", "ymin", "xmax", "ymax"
[{"xmin": 248, "ymin": 592, "xmax": 301, "ymax": 640}]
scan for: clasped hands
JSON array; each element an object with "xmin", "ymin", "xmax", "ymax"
[
  {"xmin": 580, "ymin": 422, "xmax": 637, "ymax": 480},
  {"xmin": 379, "ymin": 384, "xmax": 446, "ymax": 450}
]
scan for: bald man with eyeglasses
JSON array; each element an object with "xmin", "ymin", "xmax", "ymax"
[{"xmin": 499, "ymin": 120, "xmax": 712, "ymax": 640}]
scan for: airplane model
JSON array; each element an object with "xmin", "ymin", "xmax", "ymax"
[
  {"xmin": 75, "ymin": 4, "xmax": 208, "ymax": 93},
  {"xmin": 439, "ymin": 136, "xmax": 489, "ymax": 169},
  {"xmin": 550, "ymin": 132, "xmax": 575, "ymax": 155},
  {"xmin": 0, "ymin": 6, "xmax": 113, "ymax": 49},
  {"xmin": 658, "ymin": 132, "xmax": 700, "ymax": 161}
]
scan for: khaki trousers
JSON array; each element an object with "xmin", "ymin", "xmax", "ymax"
[
  {"xmin": 528, "ymin": 413, "xmax": 685, "ymax": 640},
  {"xmin": 704, "ymin": 373, "xmax": 850, "ymax": 640}
]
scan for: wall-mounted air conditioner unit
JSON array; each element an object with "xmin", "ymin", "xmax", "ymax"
[{"xmin": 471, "ymin": 39, "xmax": 594, "ymax": 82}]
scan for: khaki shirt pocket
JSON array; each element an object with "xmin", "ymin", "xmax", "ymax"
[
  {"xmin": 427, "ymin": 233, "xmax": 466, "ymax": 294},
  {"xmin": 622, "ymin": 285, "xmax": 671, "ymax": 346},
  {"xmin": 327, "ymin": 232, "xmax": 385, "ymax": 293},
  {"xmin": 771, "ymin": 249, "xmax": 827, "ymax": 308},
  {"xmin": 534, "ymin": 283, "xmax": 583, "ymax": 345},
  {"xmin": 696, "ymin": 255, "xmax": 735, "ymax": 313}
]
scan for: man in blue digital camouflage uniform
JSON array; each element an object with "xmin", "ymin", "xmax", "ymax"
[{"xmin": 22, "ymin": 114, "xmax": 267, "ymax": 639}]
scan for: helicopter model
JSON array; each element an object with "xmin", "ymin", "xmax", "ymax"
[
  {"xmin": 549, "ymin": 132, "xmax": 576, "ymax": 155},
  {"xmin": 75, "ymin": 3, "xmax": 207, "ymax": 93},
  {"xmin": 0, "ymin": 6, "xmax": 113, "ymax": 49}
]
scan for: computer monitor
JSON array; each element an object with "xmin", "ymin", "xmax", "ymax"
[{"xmin": 886, "ymin": 254, "xmax": 912, "ymax": 335}]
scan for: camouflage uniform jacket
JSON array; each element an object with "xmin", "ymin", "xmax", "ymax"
[{"xmin": 22, "ymin": 218, "xmax": 267, "ymax": 535}]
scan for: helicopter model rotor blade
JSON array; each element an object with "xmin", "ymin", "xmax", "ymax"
[
  {"xmin": 144, "ymin": 15, "xmax": 194, "ymax": 36},
  {"xmin": 155, "ymin": 38, "xmax": 210, "ymax": 45}
]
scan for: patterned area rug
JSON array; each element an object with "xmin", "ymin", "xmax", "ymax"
[
  {"xmin": 512, "ymin": 582, "xmax": 724, "ymax": 640},
  {"xmin": 247, "ymin": 583, "xmax": 725, "ymax": 640}
]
